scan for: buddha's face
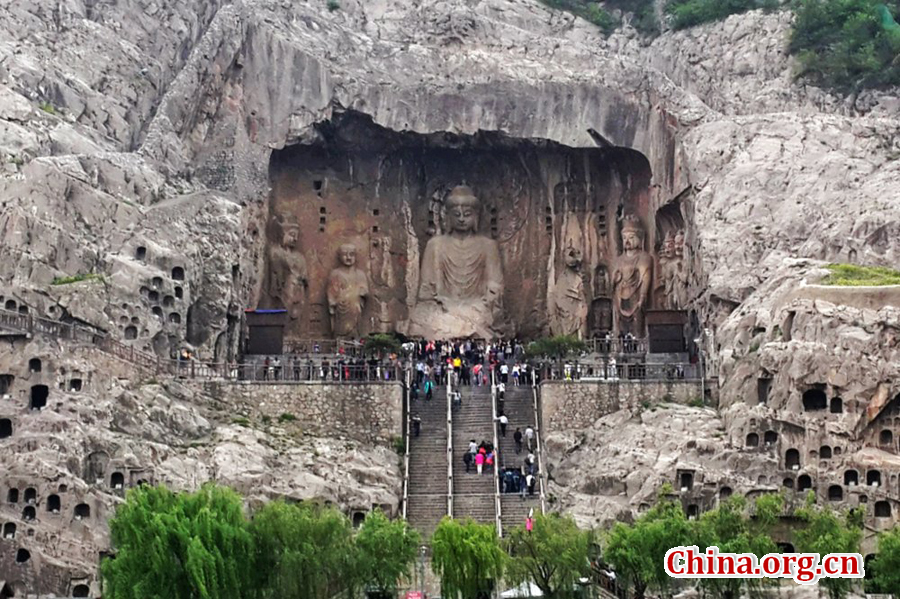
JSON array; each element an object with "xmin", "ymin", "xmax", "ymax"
[
  {"xmin": 339, "ymin": 246, "xmax": 357, "ymax": 267},
  {"xmin": 448, "ymin": 202, "xmax": 478, "ymax": 233},
  {"xmin": 662, "ymin": 235, "xmax": 675, "ymax": 258},
  {"xmin": 623, "ymin": 229, "xmax": 642, "ymax": 252},
  {"xmin": 564, "ymin": 248, "xmax": 582, "ymax": 267},
  {"xmin": 283, "ymin": 227, "xmax": 299, "ymax": 249}
]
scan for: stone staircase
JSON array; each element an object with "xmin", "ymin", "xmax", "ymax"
[
  {"xmin": 406, "ymin": 390, "xmax": 449, "ymax": 539},
  {"xmin": 498, "ymin": 384, "xmax": 542, "ymax": 536},
  {"xmin": 451, "ymin": 385, "xmax": 497, "ymax": 526}
]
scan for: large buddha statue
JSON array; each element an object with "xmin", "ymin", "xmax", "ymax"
[
  {"xmin": 327, "ymin": 244, "xmax": 369, "ymax": 338},
  {"xmin": 407, "ymin": 185, "xmax": 504, "ymax": 339},
  {"xmin": 612, "ymin": 215, "xmax": 653, "ymax": 336},
  {"xmin": 267, "ymin": 223, "xmax": 308, "ymax": 323}
]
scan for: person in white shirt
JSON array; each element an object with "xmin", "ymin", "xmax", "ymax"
[
  {"xmin": 524, "ymin": 425, "xmax": 535, "ymax": 451},
  {"xmin": 497, "ymin": 414, "xmax": 508, "ymax": 436},
  {"xmin": 500, "ymin": 363, "xmax": 510, "ymax": 384}
]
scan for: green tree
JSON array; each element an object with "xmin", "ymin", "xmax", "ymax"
[
  {"xmin": 526, "ymin": 335, "xmax": 587, "ymax": 377},
  {"xmin": 101, "ymin": 484, "xmax": 255, "ymax": 599},
  {"xmin": 794, "ymin": 493, "xmax": 863, "ymax": 599},
  {"xmin": 692, "ymin": 493, "xmax": 783, "ymax": 599},
  {"xmin": 666, "ymin": 0, "xmax": 781, "ymax": 30},
  {"xmin": 431, "ymin": 517, "xmax": 505, "ymax": 599},
  {"xmin": 603, "ymin": 486, "xmax": 691, "ymax": 599},
  {"xmin": 251, "ymin": 500, "xmax": 358, "ymax": 599},
  {"xmin": 790, "ymin": 0, "xmax": 900, "ymax": 91},
  {"xmin": 505, "ymin": 513, "xmax": 594, "ymax": 598},
  {"xmin": 364, "ymin": 333, "xmax": 401, "ymax": 358},
  {"xmin": 356, "ymin": 510, "xmax": 421, "ymax": 598},
  {"xmin": 870, "ymin": 526, "xmax": 900, "ymax": 592}
]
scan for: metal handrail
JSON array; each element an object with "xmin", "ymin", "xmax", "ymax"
[
  {"xmin": 402, "ymin": 367, "xmax": 411, "ymax": 520},
  {"xmin": 491, "ymin": 369, "xmax": 503, "ymax": 537},
  {"xmin": 533, "ymin": 370, "xmax": 547, "ymax": 514},
  {"xmin": 446, "ymin": 368, "xmax": 453, "ymax": 519}
]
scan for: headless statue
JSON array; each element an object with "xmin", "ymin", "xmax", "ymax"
[
  {"xmin": 408, "ymin": 185, "xmax": 504, "ymax": 339},
  {"xmin": 550, "ymin": 247, "xmax": 588, "ymax": 338},
  {"xmin": 327, "ymin": 244, "xmax": 369, "ymax": 338}
]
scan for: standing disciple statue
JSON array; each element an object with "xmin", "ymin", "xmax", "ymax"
[
  {"xmin": 612, "ymin": 215, "xmax": 653, "ymax": 337},
  {"xmin": 327, "ymin": 244, "xmax": 369, "ymax": 338},
  {"xmin": 550, "ymin": 246, "xmax": 588, "ymax": 338},
  {"xmin": 267, "ymin": 223, "xmax": 308, "ymax": 322},
  {"xmin": 407, "ymin": 185, "xmax": 504, "ymax": 339}
]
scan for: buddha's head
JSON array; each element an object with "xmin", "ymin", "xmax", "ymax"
[
  {"xmin": 621, "ymin": 215, "xmax": 645, "ymax": 252},
  {"xmin": 338, "ymin": 244, "xmax": 357, "ymax": 267},
  {"xmin": 445, "ymin": 185, "xmax": 480, "ymax": 234},
  {"xmin": 564, "ymin": 246, "xmax": 583, "ymax": 268},
  {"xmin": 282, "ymin": 225, "xmax": 300, "ymax": 249},
  {"xmin": 674, "ymin": 229, "xmax": 685, "ymax": 257},
  {"xmin": 661, "ymin": 231, "xmax": 676, "ymax": 258}
]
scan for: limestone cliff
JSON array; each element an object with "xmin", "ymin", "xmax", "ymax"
[{"xmin": 0, "ymin": 0, "xmax": 898, "ymax": 594}]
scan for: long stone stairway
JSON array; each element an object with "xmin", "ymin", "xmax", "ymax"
[
  {"xmin": 406, "ymin": 390, "xmax": 449, "ymax": 539},
  {"xmin": 498, "ymin": 383, "xmax": 542, "ymax": 535},
  {"xmin": 451, "ymin": 385, "xmax": 497, "ymax": 526}
]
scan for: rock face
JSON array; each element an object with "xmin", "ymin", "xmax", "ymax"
[{"xmin": 0, "ymin": 0, "xmax": 898, "ymax": 594}]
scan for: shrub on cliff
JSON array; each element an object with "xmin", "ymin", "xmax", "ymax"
[
  {"xmin": 666, "ymin": 0, "xmax": 782, "ymax": 30},
  {"xmin": 791, "ymin": 0, "xmax": 900, "ymax": 91}
]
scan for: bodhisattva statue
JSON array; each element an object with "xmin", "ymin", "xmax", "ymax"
[
  {"xmin": 612, "ymin": 215, "xmax": 653, "ymax": 336},
  {"xmin": 407, "ymin": 185, "xmax": 504, "ymax": 339},
  {"xmin": 550, "ymin": 247, "xmax": 588, "ymax": 339},
  {"xmin": 267, "ymin": 224, "xmax": 308, "ymax": 321},
  {"xmin": 655, "ymin": 231, "xmax": 676, "ymax": 308},
  {"xmin": 327, "ymin": 244, "xmax": 370, "ymax": 338}
]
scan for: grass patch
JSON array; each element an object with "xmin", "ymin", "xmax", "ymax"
[
  {"xmin": 666, "ymin": 0, "xmax": 781, "ymax": 30},
  {"xmin": 38, "ymin": 102, "xmax": 58, "ymax": 115},
  {"xmin": 51, "ymin": 273, "xmax": 104, "ymax": 285},
  {"xmin": 391, "ymin": 435, "xmax": 405, "ymax": 455},
  {"xmin": 232, "ymin": 417, "xmax": 251, "ymax": 427},
  {"xmin": 821, "ymin": 263, "xmax": 900, "ymax": 286},
  {"xmin": 326, "ymin": 0, "xmax": 340, "ymax": 11},
  {"xmin": 539, "ymin": 0, "xmax": 620, "ymax": 34},
  {"xmin": 688, "ymin": 397, "xmax": 704, "ymax": 407},
  {"xmin": 278, "ymin": 412, "xmax": 297, "ymax": 423},
  {"xmin": 605, "ymin": 0, "xmax": 660, "ymax": 35}
]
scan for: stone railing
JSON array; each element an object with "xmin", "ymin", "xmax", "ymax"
[{"xmin": 539, "ymin": 362, "xmax": 700, "ymax": 382}]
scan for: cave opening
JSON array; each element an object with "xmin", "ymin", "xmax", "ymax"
[
  {"xmin": 802, "ymin": 388, "xmax": 827, "ymax": 411},
  {"xmin": 0, "ymin": 419, "xmax": 12, "ymax": 439},
  {"xmin": 262, "ymin": 111, "xmax": 667, "ymax": 342},
  {"xmin": 746, "ymin": 433, "xmax": 759, "ymax": 447},
  {"xmin": 29, "ymin": 385, "xmax": 48, "ymax": 410}
]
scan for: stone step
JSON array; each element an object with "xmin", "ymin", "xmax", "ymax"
[{"xmin": 453, "ymin": 494, "xmax": 498, "ymax": 524}]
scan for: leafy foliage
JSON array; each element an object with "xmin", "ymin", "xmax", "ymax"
[
  {"xmin": 821, "ymin": 262, "xmax": 900, "ymax": 286},
  {"xmin": 794, "ymin": 492, "xmax": 863, "ymax": 599},
  {"xmin": 364, "ymin": 333, "xmax": 402, "ymax": 357},
  {"xmin": 355, "ymin": 510, "xmax": 421, "ymax": 596},
  {"xmin": 692, "ymin": 494, "xmax": 782, "ymax": 598},
  {"xmin": 250, "ymin": 500, "xmax": 358, "ymax": 599},
  {"xmin": 431, "ymin": 517, "xmax": 505, "ymax": 599},
  {"xmin": 604, "ymin": 485, "xmax": 691, "ymax": 599},
  {"xmin": 538, "ymin": 0, "xmax": 620, "ymax": 34},
  {"xmin": 103, "ymin": 486, "xmax": 420, "ymax": 599},
  {"xmin": 525, "ymin": 335, "xmax": 587, "ymax": 361},
  {"xmin": 102, "ymin": 484, "xmax": 255, "ymax": 599},
  {"xmin": 791, "ymin": 0, "xmax": 900, "ymax": 91},
  {"xmin": 505, "ymin": 513, "xmax": 594, "ymax": 598},
  {"xmin": 869, "ymin": 525, "xmax": 900, "ymax": 593},
  {"xmin": 666, "ymin": 0, "xmax": 782, "ymax": 30}
]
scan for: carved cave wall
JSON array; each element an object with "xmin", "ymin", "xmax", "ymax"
[{"xmin": 261, "ymin": 114, "xmax": 689, "ymax": 341}]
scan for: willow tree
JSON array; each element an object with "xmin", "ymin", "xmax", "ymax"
[
  {"xmin": 870, "ymin": 526, "xmax": 900, "ymax": 593},
  {"xmin": 355, "ymin": 509, "xmax": 421, "ymax": 598},
  {"xmin": 795, "ymin": 493, "xmax": 863, "ymax": 599},
  {"xmin": 604, "ymin": 486, "xmax": 691, "ymax": 599},
  {"xmin": 505, "ymin": 512, "xmax": 594, "ymax": 598},
  {"xmin": 431, "ymin": 517, "xmax": 505, "ymax": 599},
  {"xmin": 250, "ymin": 500, "xmax": 358, "ymax": 599},
  {"xmin": 102, "ymin": 484, "xmax": 255, "ymax": 599},
  {"xmin": 692, "ymin": 493, "xmax": 783, "ymax": 599}
]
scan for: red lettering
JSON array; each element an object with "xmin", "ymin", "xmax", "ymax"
[{"xmin": 666, "ymin": 549, "xmax": 685, "ymax": 576}]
